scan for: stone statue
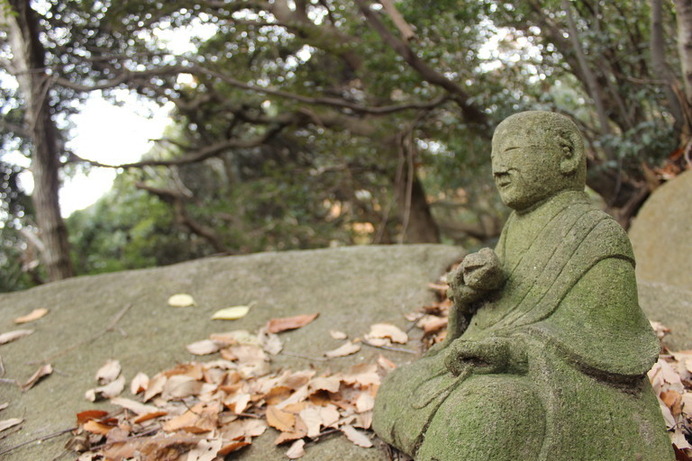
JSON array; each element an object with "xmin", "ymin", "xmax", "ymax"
[{"xmin": 372, "ymin": 111, "xmax": 674, "ymax": 460}]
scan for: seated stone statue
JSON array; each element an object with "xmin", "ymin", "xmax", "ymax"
[{"xmin": 373, "ymin": 111, "xmax": 674, "ymax": 461}]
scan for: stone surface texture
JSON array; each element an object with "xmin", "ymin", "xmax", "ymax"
[
  {"xmin": 373, "ymin": 111, "xmax": 674, "ymax": 461},
  {"xmin": 629, "ymin": 169, "xmax": 692, "ymax": 350},
  {"xmin": 0, "ymin": 244, "xmax": 461, "ymax": 460}
]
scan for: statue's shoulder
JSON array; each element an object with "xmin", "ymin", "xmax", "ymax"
[{"xmin": 576, "ymin": 206, "xmax": 634, "ymax": 262}]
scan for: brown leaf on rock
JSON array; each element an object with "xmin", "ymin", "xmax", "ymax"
[
  {"xmin": 76, "ymin": 410, "xmax": 109, "ymax": 424},
  {"xmin": 83, "ymin": 419, "xmax": 116, "ymax": 436},
  {"xmin": 324, "ymin": 341, "xmax": 361, "ymax": 358},
  {"xmin": 95, "ymin": 359, "xmax": 121, "ymax": 385},
  {"xmin": 21, "ymin": 363, "xmax": 52, "ymax": 391},
  {"xmin": 365, "ymin": 323, "xmax": 408, "ymax": 344},
  {"xmin": 341, "ymin": 424, "xmax": 373, "ymax": 448},
  {"xmin": 218, "ymin": 440, "xmax": 251, "ymax": 456},
  {"xmin": 110, "ymin": 397, "xmax": 161, "ymax": 416},
  {"xmin": 329, "ymin": 330, "xmax": 347, "ymax": 340},
  {"xmin": 0, "ymin": 418, "xmax": 23, "ymax": 433},
  {"xmin": 266, "ymin": 313, "xmax": 319, "ymax": 334},
  {"xmin": 0, "ymin": 329, "xmax": 34, "ymax": 345},
  {"xmin": 161, "ymin": 375, "xmax": 204, "ymax": 400},
  {"xmin": 13, "ymin": 308, "xmax": 48, "ymax": 324},
  {"xmin": 186, "ymin": 339, "xmax": 221, "ymax": 356},
  {"xmin": 377, "ymin": 354, "xmax": 397, "ymax": 373},
  {"xmin": 130, "ymin": 372, "xmax": 149, "ymax": 394},
  {"xmin": 186, "ymin": 437, "xmax": 223, "ymax": 461},
  {"xmin": 266, "ymin": 405, "xmax": 296, "ymax": 432},
  {"xmin": 285, "ymin": 439, "xmax": 306, "ymax": 459},
  {"xmin": 162, "ymin": 402, "xmax": 220, "ymax": 433},
  {"xmin": 85, "ymin": 375, "xmax": 125, "ymax": 401}
]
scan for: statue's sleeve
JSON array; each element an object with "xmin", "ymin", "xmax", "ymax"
[{"xmin": 527, "ymin": 220, "xmax": 659, "ymax": 378}]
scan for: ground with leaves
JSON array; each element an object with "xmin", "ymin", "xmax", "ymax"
[
  {"xmin": 0, "ymin": 245, "xmax": 460, "ymax": 460},
  {"xmin": 1, "ymin": 244, "xmax": 690, "ymax": 460}
]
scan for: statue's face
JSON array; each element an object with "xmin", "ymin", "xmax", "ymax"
[{"xmin": 491, "ymin": 122, "xmax": 565, "ymax": 211}]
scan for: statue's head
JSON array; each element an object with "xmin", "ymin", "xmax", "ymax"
[{"xmin": 491, "ymin": 111, "xmax": 586, "ymax": 211}]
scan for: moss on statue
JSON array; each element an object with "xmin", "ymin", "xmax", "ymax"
[{"xmin": 372, "ymin": 111, "xmax": 674, "ymax": 461}]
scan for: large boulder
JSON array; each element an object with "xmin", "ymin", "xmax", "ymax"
[
  {"xmin": 0, "ymin": 245, "xmax": 461, "ymax": 460},
  {"xmin": 630, "ymin": 170, "xmax": 692, "ymax": 350}
]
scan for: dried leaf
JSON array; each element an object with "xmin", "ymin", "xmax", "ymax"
[
  {"xmin": 309, "ymin": 376, "xmax": 341, "ymax": 394},
  {"xmin": 266, "ymin": 405, "xmax": 296, "ymax": 432},
  {"xmin": 13, "ymin": 308, "xmax": 48, "ymax": 324},
  {"xmin": 0, "ymin": 329, "xmax": 33, "ymax": 345},
  {"xmin": 0, "ymin": 402, "xmax": 8, "ymax": 411},
  {"xmin": 161, "ymin": 375, "xmax": 204, "ymax": 400},
  {"xmin": 211, "ymin": 305, "xmax": 251, "ymax": 320},
  {"xmin": 260, "ymin": 332, "xmax": 283, "ymax": 355},
  {"xmin": 266, "ymin": 313, "xmax": 319, "ymax": 334},
  {"xmin": 133, "ymin": 411, "xmax": 168, "ymax": 424},
  {"xmin": 366, "ymin": 323, "xmax": 408, "ymax": 344},
  {"xmin": 329, "ymin": 330, "xmax": 347, "ymax": 340},
  {"xmin": 130, "ymin": 372, "xmax": 149, "ymax": 394},
  {"xmin": 377, "ymin": 355, "xmax": 397, "ymax": 373},
  {"xmin": 0, "ymin": 418, "xmax": 22, "ymax": 433},
  {"xmin": 341, "ymin": 425, "xmax": 373, "ymax": 448},
  {"xmin": 324, "ymin": 341, "xmax": 361, "ymax": 358},
  {"xmin": 21, "ymin": 363, "xmax": 52, "ymax": 391},
  {"xmin": 143, "ymin": 373, "xmax": 167, "ymax": 401},
  {"xmin": 298, "ymin": 406, "xmax": 322, "ymax": 438},
  {"xmin": 76, "ymin": 410, "xmax": 109, "ymax": 424},
  {"xmin": 218, "ymin": 440, "xmax": 251, "ymax": 456},
  {"xmin": 355, "ymin": 392, "xmax": 375, "ymax": 413},
  {"xmin": 162, "ymin": 403, "xmax": 219, "ymax": 433},
  {"xmin": 110, "ymin": 397, "xmax": 160, "ymax": 416},
  {"xmin": 95, "ymin": 359, "xmax": 121, "ymax": 384},
  {"xmin": 168, "ymin": 293, "xmax": 195, "ymax": 307},
  {"xmin": 187, "ymin": 339, "xmax": 221, "ymax": 356},
  {"xmin": 83, "ymin": 419, "xmax": 116, "ymax": 435},
  {"xmin": 187, "ymin": 438, "xmax": 223, "ymax": 461},
  {"xmin": 285, "ymin": 439, "xmax": 306, "ymax": 459},
  {"xmin": 85, "ymin": 375, "xmax": 125, "ymax": 401}
]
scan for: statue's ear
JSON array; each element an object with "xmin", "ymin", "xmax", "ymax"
[{"xmin": 558, "ymin": 134, "xmax": 580, "ymax": 175}]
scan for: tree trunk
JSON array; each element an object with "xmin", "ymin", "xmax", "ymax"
[
  {"xmin": 397, "ymin": 172, "xmax": 441, "ymax": 243},
  {"xmin": 5, "ymin": 0, "xmax": 74, "ymax": 281},
  {"xmin": 675, "ymin": 0, "xmax": 692, "ymax": 103}
]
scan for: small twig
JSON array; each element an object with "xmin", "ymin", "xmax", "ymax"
[
  {"xmin": 361, "ymin": 340, "xmax": 417, "ymax": 354},
  {"xmin": 0, "ymin": 378, "xmax": 19, "ymax": 386},
  {"xmin": 0, "ymin": 426, "xmax": 76, "ymax": 457},
  {"xmin": 42, "ymin": 304, "xmax": 133, "ymax": 362},
  {"xmin": 0, "ymin": 355, "xmax": 5, "ymax": 377}
]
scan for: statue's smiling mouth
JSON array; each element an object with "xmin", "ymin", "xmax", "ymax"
[{"xmin": 494, "ymin": 172, "xmax": 511, "ymax": 187}]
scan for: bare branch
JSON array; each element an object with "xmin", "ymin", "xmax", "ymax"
[
  {"xmin": 380, "ymin": 0, "xmax": 416, "ymax": 41},
  {"xmin": 72, "ymin": 124, "xmax": 286, "ymax": 170},
  {"xmin": 54, "ymin": 63, "xmax": 449, "ymax": 116},
  {"xmin": 354, "ymin": 0, "xmax": 488, "ymax": 128}
]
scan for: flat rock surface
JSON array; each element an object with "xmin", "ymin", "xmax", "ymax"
[{"xmin": 0, "ymin": 244, "xmax": 462, "ymax": 460}]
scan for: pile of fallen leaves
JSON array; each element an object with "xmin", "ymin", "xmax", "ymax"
[
  {"xmin": 68, "ymin": 313, "xmax": 405, "ymax": 460},
  {"xmin": 63, "ymin": 277, "xmax": 692, "ymax": 460}
]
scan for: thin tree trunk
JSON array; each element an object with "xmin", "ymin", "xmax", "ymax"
[
  {"xmin": 5, "ymin": 0, "xmax": 74, "ymax": 281},
  {"xmin": 675, "ymin": 0, "xmax": 692, "ymax": 103},
  {"xmin": 651, "ymin": 0, "xmax": 684, "ymax": 134}
]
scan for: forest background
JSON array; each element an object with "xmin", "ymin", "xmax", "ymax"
[{"xmin": 0, "ymin": 0, "xmax": 690, "ymax": 292}]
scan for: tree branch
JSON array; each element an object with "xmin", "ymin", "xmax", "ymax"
[
  {"xmin": 354, "ymin": 0, "xmax": 488, "ymax": 129},
  {"xmin": 71, "ymin": 124, "xmax": 286, "ymax": 169}
]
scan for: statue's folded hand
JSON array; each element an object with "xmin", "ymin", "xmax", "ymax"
[
  {"xmin": 448, "ymin": 248, "xmax": 505, "ymax": 307},
  {"xmin": 444, "ymin": 338, "xmax": 510, "ymax": 376}
]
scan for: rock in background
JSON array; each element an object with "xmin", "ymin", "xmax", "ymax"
[{"xmin": 630, "ymin": 169, "xmax": 692, "ymax": 350}]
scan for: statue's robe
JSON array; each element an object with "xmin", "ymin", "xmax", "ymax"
[{"xmin": 373, "ymin": 191, "xmax": 674, "ymax": 461}]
